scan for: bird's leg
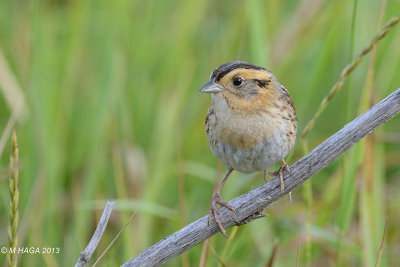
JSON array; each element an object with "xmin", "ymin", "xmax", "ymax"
[
  {"xmin": 264, "ymin": 159, "xmax": 291, "ymax": 191},
  {"xmin": 208, "ymin": 168, "xmax": 236, "ymax": 238}
]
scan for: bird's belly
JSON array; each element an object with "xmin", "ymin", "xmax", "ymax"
[{"xmin": 210, "ymin": 128, "xmax": 293, "ymax": 173}]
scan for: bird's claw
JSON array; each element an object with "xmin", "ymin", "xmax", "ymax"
[
  {"xmin": 264, "ymin": 160, "xmax": 291, "ymax": 192},
  {"xmin": 207, "ymin": 193, "xmax": 236, "ymax": 238}
]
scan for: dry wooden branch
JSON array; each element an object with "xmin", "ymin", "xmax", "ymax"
[
  {"xmin": 122, "ymin": 88, "xmax": 400, "ymax": 267},
  {"xmin": 75, "ymin": 201, "xmax": 115, "ymax": 267}
]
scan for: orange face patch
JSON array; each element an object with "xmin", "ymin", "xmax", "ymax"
[{"xmin": 218, "ymin": 69, "xmax": 272, "ymax": 87}]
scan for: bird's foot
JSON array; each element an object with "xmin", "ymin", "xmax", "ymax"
[
  {"xmin": 208, "ymin": 192, "xmax": 236, "ymax": 238},
  {"xmin": 264, "ymin": 160, "xmax": 291, "ymax": 191}
]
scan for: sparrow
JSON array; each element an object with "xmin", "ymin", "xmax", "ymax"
[{"xmin": 199, "ymin": 61, "xmax": 297, "ymax": 237}]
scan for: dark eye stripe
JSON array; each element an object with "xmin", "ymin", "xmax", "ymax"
[{"xmin": 254, "ymin": 79, "xmax": 270, "ymax": 88}]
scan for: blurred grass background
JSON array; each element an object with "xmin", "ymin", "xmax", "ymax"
[{"xmin": 0, "ymin": 0, "xmax": 400, "ymax": 266}]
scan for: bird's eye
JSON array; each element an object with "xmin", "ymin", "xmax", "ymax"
[{"xmin": 232, "ymin": 77, "xmax": 243, "ymax": 86}]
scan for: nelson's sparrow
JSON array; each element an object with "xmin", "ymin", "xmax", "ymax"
[{"xmin": 199, "ymin": 61, "xmax": 297, "ymax": 237}]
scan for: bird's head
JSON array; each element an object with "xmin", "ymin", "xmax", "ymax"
[{"xmin": 199, "ymin": 61, "xmax": 280, "ymax": 102}]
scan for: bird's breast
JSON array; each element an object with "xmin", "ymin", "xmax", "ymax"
[
  {"xmin": 213, "ymin": 104, "xmax": 276, "ymax": 150},
  {"xmin": 216, "ymin": 116, "xmax": 270, "ymax": 149},
  {"xmin": 205, "ymin": 96, "xmax": 296, "ymax": 173}
]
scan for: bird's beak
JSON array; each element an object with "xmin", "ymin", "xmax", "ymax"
[{"xmin": 199, "ymin": 80, "xmax": 223, "ymax": 93}]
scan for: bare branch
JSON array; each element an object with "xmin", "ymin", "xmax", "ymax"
[
  {"xmin": 75, "ymin": 201, "xmax": 115, "ymax": 267},
  {"xmin": 93, "ymin": 212, "xmax": 136, "ymax": 267},
  {"xmin": 122, "ymin": 89, "xmax": 400, "ymax": 267}
]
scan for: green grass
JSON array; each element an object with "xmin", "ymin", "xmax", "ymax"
[{"xmin": 0, "ymin": 0, "xmax": 400, "ymax": 266}]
